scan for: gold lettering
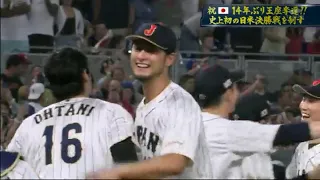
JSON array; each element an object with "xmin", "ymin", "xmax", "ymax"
[
  {"xmin": 252, "ymin": 7, "xmax": 260, "ymax": 15},
  {"xmin": 266, "ymin": 6, "xmax": 273, "ymax": 15},
  {"xmin": 259, "ymin": 6, "xmax": 265, "ymax": 15},
  {"xmin": 274, "ymin": 6, "xmax": 282, "ymax": 15},
  {"xmin": 247, "ymin": 16, "xmax": 254, "ymax": 25},
  {"xmin": 297, "ymin": 16, "xmax": 304, "ymax": 24},
  {"xmin": 233, "ymin": 18, "xmax": 239, "ymax": 24},
  {"xmin": 272, "ymin": 16, "xmax": 281, "ymax": 25},
  {"xmin": 209, "ymin": 16, "xmax": 217, "ymax": 24},
  {"xmin": 224, "ymin": 16, "xmax": 233, "ymax": 24},
  {"xmin": 281, "ymin": 16, "xmax": 287, "ymax": 25},
  {"xmin": 255, "ymin": 16, "xmax": 264, "ymax": 25},
  {"xmin": 242, "ymin": 6, "xmax": 250, "ymax": 15},
  {"xmin": 291, "ymin": 6, "xmax": 299, "ymax": 16},
  {"xmin": 208, "ymin": 6, "xmax": 216, "ymax": 15},
  {"xmin": 217, "ymin": 16, "xmax": 224, "ymax": 24},
  {"xmin": 288, "ymin": 16, "xmax": 297, "ymax": 25},
  {"xmin": 232, "ymin": 6, "xmax": 236, "ymax": 15},
  {"xmin": 283, "ymin": 6, "xmax": 290, "ymax": 16},
  {"xmin": 240, "ymin": 16, "xmax": 246, "ymax": 24},
  {"xmin": 263, "ymin": 16, "xmax": 272, "ymax": 25},
  {"xmin": 235, "ymin": 6, "xmax": 242, "ymax": 15}
]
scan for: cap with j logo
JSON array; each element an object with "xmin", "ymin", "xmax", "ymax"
[
  {"xmin": 293, "ymin": 79, "xmax": 320, "ymax": 99},
  {"xmin": 125, "ymin": 23, "xmax": 177, "ymax": 54}
]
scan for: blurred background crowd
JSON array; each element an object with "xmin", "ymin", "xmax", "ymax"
[{"xmin": 0, "ymin": 0, "xmax": 319, "ymax": 168}]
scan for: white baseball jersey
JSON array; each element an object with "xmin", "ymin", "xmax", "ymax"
[
  {"xmin": 2, "ymin": 159, "xmax": 39, "ymax": 179},
  {"xmin": 6, "ymin": 97, "xmax": 134, "ymax": 179},
  {"xmin": 132, "ymin": 82, "xmax": 213, "ymax": 178},
  {"xmin": 202, "ymin": 112, "xmax": 280, "ymax": 179},
  {"xmin": 286, "ymin": 142, "xmax": 320, "ymax": 179}
]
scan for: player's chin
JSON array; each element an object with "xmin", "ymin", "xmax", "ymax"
[
  {"xmin": 133, "ymin": 73, "xmax": 152, "ymax": 81},
  {"xmin": 135, "ymin": 76, "xmax": 152, "ymax": 82}
]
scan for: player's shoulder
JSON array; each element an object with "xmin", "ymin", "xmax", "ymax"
[
  {"xmin": 93, "ymin": 98, "xmax": 126, "ymax": 112},
  {"xmin": 0, "ymin": 151, "xmax": 21, "ymax": 177},
  {"xmin": 166, "ymin": 82, "xmax": 197, "ymax": 103}
]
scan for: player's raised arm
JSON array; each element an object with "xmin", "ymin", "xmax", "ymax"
[
  {"xmin": 107, "ymin": 104, "xmax": 138, "ymax": 163},
  {"xmin": 197, "ymin": 66, "xmax": 320, "ymax": 154}
]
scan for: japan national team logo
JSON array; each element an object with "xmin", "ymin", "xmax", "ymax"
[{"xmin": 144, "ymin": 24, "xmax": 157, "ymax": 36}]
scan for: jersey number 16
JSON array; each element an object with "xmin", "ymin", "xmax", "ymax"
[{"xmin": 43, "ymin": 123, "xmax": 82, "ymax": 165}]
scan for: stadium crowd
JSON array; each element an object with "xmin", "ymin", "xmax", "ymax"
[{"xmin": 0, "ymin": 0, "xmax": 320, "ymax": 178}]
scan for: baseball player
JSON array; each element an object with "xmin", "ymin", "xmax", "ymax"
[
  {"xmin": 194, "ymin": 65, "xmax": 320, "ymax": 179},
  {"xmin": 87, "ymin": 23, "xmax": 213, "ymax": 179},
  {"xmin": 286, "ymin": 80, "xmax": 320, "ymax": 179},
  {"xmin": 6, "ymin": 48, "xmax": 138, "ymax": 179},
  {"xmin": 0, "ymin": 151, "xmax": 39, "ymax": 179},
  {"xmin": 233, "ymin": 93, "xmax": 287, "ymax": 179}
]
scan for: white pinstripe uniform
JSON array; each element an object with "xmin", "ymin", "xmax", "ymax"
[
  {"xmin": 2, "ymin": 159, "xmax": 39, "ymax": 179},
  {"xmin": 286, "ymin": 142, "xmax": 320, "ymax": 179},
  {"xmin": 6, "ymin": 97, "xmax": 134, "ymax": 179},
  {"xmin": 132, "ymin": 82, "xmax": 213, "ymax": 178},
  {"xmin": 202, "ymin": 113, "xmax": 280, "ymax": 179}
]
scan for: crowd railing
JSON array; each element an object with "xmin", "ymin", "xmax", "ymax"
[{"xmin": 1, "ymin": 49, "xmax": 319, "ymax": 92}]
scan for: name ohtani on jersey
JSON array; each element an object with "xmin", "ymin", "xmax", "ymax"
[{"xmin": 6, "ymin": 97, "xmax": 134, "ymax": 179}]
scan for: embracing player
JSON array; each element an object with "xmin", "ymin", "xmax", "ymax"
[
  {"xmin": 0, "ymin": 151, "xmax": 39, "ymax": 179},
  {"xmin": 88, "ymin": 23, "xmax": 212, "ymax": 179},
  {"xmin": 286, "ymin": 80, "xmax": 320, "ymax": 178},
  {"xmin": 6, "ymin": 48, "xmax": 137, "ymax": 179},
  {"xmin": 194, "ymin": 65, "xmax": 320, "ymax": 179}
]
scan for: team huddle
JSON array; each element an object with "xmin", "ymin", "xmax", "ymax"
[{"xmin": 1, "ymin": 23, "xmax": 320, "ymax": 179}]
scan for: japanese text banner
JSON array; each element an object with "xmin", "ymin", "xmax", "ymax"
[{"xmin": 201, "ymin": 5, "xmax": 320, "ymax": 27}]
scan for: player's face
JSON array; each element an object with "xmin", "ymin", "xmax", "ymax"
[
  {"xmin": 299, "ymin": 96, "xmax": 320, "ymax": 121},
  {"xmin": 130, "ymin": 40, "xmax": 174, "ymax": 81}
]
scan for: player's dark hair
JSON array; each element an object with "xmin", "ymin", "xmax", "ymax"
[
  {"xmin": 200, "ymin": 83, "xmax": 236, "ymax": 108},
  {"xmin": 202, "ymin": 95, "xmax": 223, "ymax": 108},
  {"xmin": 44, "ymin": 48, "xmax": 89, "ymax": 101}
]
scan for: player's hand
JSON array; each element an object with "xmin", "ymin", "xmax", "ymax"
[{"xmin": 86, "ymin": 169, "xmax": 121, "ymax": 179}]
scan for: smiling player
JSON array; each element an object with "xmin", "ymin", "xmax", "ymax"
[
  {"xmin": 87, "ymin": 23, "xmax": 212, "ymax": 179},
  {"xmin": 286, "ymin": 80, "xmax": 320, "ymax": 179}
]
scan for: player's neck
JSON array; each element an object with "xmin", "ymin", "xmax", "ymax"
[
  {"xmin": 203, "ymin": 105, "xmax": 230, "ymax": 119},
  {"xmin": 71, "ymin": 94, "xmax": 88, "ymax": 99},
  {"xmin": 142, "ymin": 76, "xmax": 171, "ymax": 104},
  {"xmin": 309, "ymin": 138, "xmax": 320, "ymax": 144}
]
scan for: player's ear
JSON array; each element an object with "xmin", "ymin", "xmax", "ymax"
[
  {"xmin": 165, "ymin": 53, "xmax": 176, "ymax": 67},
  {"xmin": 82, "ymin": 69, "xmax": 90, "ymax": 83}
]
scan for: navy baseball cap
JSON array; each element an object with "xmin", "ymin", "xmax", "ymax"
[
  {"xmin": 194, "ymin": 65, "xmax": 244, "ymax": 106},
  {"xmin": 232, "ymin": 93, "xmax": 271, "ymax": 122},
  {"xmin": 293, "ymin": 79, "xmax": 320, "ymax": 99},
  {"xmin": 126, "ymin": 23, "xmax": 177, "ymax": 54}
]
